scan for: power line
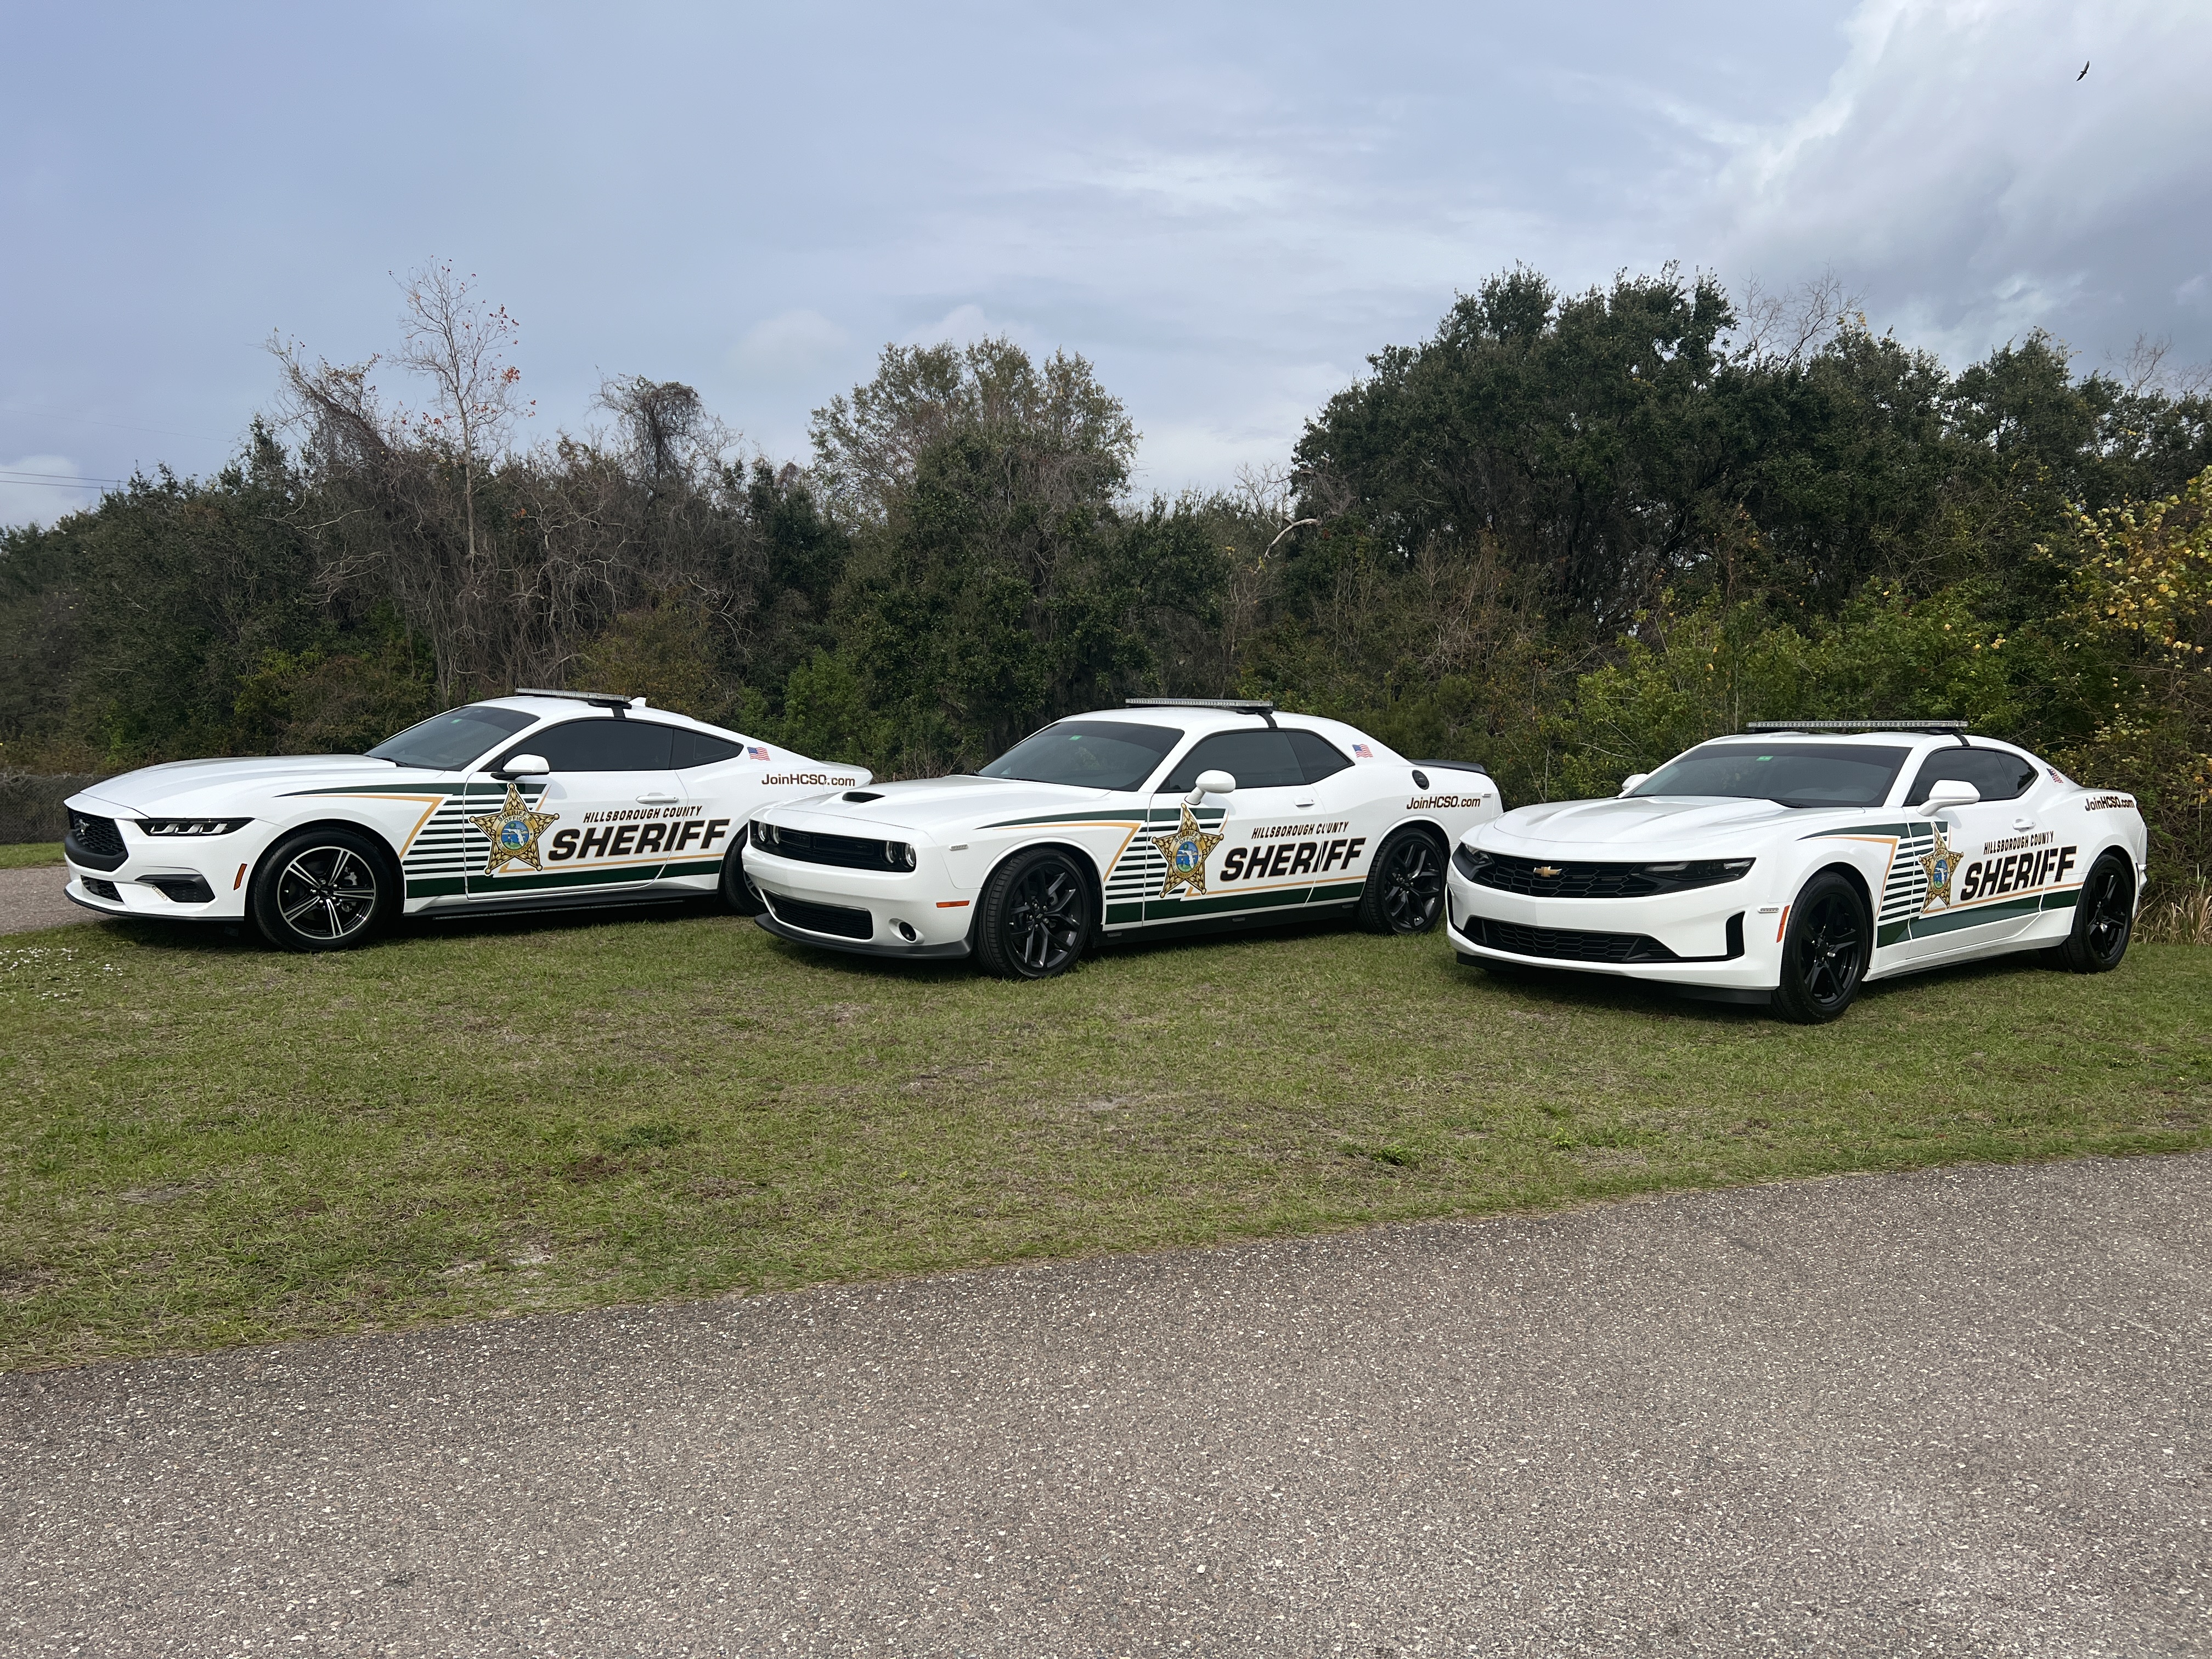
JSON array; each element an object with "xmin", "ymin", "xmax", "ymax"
[{"xmin": 0, "ymin": 469, "xmax": 129, "ymax": 486}]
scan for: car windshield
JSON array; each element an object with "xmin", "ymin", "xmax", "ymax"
[
  {"xmin": 1628, "ymin": 742, "xmax": 1911, "ymax": 809},
  {"xmin": 366, "ymin": 706, "xmax": 538, "ymax": 771},
  {"xmin": 978, "ymin": 720, "xmax": 1182, "ymax": 792}
]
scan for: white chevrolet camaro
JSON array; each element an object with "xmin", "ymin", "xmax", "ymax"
[
  {"xmin": 742, "ymin": 699, "xmax": 1503, "ymax": 978},
  {"xmin": 60, "ymin": 691, "xmax": 870, "ymax": 950},
  {"xmin": 1444, "ymin": 722, "xmax": 2150, "ymax": 1023}
]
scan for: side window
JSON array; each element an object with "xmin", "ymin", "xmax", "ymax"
[
  {"xmin": 505, "ymin": 719, "xmax": 675, "ymax": 772},
  {"xmin": 1161, "ymin": 730, "xmax": 1305, "ymax": 793},
  {"xmin": 1285, "ymin": 728, "xmax": 1353, "ymax": 783},
  {"xmin": 672, "ymin": 730, "xmax": 747, "ymax": 769},
  {"xmin": 1904, "ymin": 748, "xmax": 2037, "ymax": 805}
]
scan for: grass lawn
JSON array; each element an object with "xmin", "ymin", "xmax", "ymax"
[
  {"xmin": 4, "ymin": 906, "xmax": 2208, "ymax": 1369},
  {"xmin": 0, "ymin": 842, "xmax": 63, "ymax": 870}
]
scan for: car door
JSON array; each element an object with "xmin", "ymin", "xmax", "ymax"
[
  {"xmin": 1143, "ymin": 728, "xmax": 1324, "ymax": 924},
  {"xmin": 1894, "ymin": 746, "xmax": 2046, "ymax": 961},
  {"xmin": 654, "ymin": 727, "xmax": 760, "ymax": 890},
  {"xmin": 466, "ymin": 717, "xmax": 693, "ymax": 902}
]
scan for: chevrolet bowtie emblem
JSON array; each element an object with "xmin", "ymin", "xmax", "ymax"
[{"xmin": 1534, "ymin": 865, "xmax": 1563, "ymax": 877}]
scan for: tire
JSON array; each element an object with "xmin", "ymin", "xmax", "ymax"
[
  {"xmin": 2056, "ymin": 850, "xmax": 2134, "ymax": 973},
  {"xmin": 250, "ymin": 827, "xmax": 394, "ymax": 952},
  {"xmin": 1772, "ymin": 871, "xmax": 1870, "ymax": 1024},
  {"xmin": 720, "ymin": 839, "xmax": 765, "ymax": 916},
  {"xmin": 973, "ymin": 847, "xmax": 1093, "ymax": 980},
  {"xmin": 1357, "ymin": 826, "xmax": 1447, "ymax": 935}
]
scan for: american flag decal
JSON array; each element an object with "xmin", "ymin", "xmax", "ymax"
[
  {"xmin": 1352, "ymin": 743, "xmax": 1373, "ymax": 758},
  {"xmin": 747, "ymin": 746, "xmax": 770, "ymax": 760}
]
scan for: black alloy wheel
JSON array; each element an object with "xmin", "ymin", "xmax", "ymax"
[
  {"xmin": 2057, "ymin": 850, "xmax": 2134, "ymax": 974},
  {"xmin": 719, "ymin": 839, "xmax": 765, "ymax": 916},
  {"xmin": 1357, "ymin": 827, "xmax": 1447, "ymax": 935},
  {"xmin": 250, "ymin": 827, "xmax": 392, "ymax": 952},
  {"xmin": 1773, "ymin": 871, "xmax": 1869, "ymax": 1024},
  {"xmin": 975, "ymin": 848, "xmax": 1093, "ymax": 980}
]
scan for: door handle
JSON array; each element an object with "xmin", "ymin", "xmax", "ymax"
[
  {"xmin": 1294, "ymin": 798, "xmax": 1316, "ymax": 809},
  {"xmin": 636, "ymin": 793, "xmax": 681, "ymax": 806},
  {"xmin": 2012, "ymin": 817, "xmax": 2036, "ymax": 831}
]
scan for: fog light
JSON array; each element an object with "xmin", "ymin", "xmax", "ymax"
[{"xmin": 893, "ymin": 919, "xmax": 918, "ymax": 942}]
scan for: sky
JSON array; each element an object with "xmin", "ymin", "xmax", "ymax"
[{"xmin": 4, "ymin": 0, "xmax": 2208, "ymax": 527}]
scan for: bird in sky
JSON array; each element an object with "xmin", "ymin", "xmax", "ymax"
[{"xmin": 2078, "ymin": 60, "xmax": 2090, "ymax": 80}]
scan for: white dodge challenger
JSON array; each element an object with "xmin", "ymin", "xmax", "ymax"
[
  {"xmin": 1444, "ymin": 721, "xmax": 2149, "ymax": 1022},
  {"xmin": 60, "ymin": 691, "xmax": 870, "ymax": 950},
  {"xmin": 741, "ymin": 698, "xmax": 1503, "ymax": 978}
]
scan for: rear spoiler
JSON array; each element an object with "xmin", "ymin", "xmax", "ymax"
[{"xmin": 1410, "ymin": 758, "xmax": 1490, "ymax": 776}]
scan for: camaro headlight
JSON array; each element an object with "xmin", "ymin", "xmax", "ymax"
[
  {"xmin": 1452, "ymin": 844, "xmax": 1491, "ymax": 879},
  {"xmin": 137, "ymin": 817, "xmax": 252, "ymax": 837}
]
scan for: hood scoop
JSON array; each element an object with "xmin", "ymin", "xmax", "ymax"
[{"xmin": 842, "ymin": 790, "xmax": 883, "ymax": 803}]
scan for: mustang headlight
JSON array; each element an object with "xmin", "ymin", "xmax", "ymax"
[{"xmin": 137, "ymin": 817, "xmax": 253, "ymax": 837}]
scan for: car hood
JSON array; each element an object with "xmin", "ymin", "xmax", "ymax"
[
  {"xmin": 1474, "ymin": 794, "xmax": 1853, "ymax": 851},
  {"xmin": 759, "ymin": 774, "xmax": 1135, "ymax": 837},
  {"xmin": 70, "ymin": 755, "xmax": 444, "ymax": 815}
]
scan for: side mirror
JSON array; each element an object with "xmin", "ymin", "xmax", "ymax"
[
  {"xmin": 1921, "ymin": 779, "xmax": 1980, "ymax": 815},
  {"xmin": 1619, "ymin": 772, "xmax": 1650, "ymax": 796},
  {"xmin": 1186, "ymin": 769, "xmax": 1237, "ymax": 805},
  {"xmin": 501, "ymin": 753, "xmax": 551, "ymax": 780}
]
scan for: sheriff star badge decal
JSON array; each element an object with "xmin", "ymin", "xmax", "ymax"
[
  {"xmin": 469, "ymin": 784, "xmax": 560, "ymax": 874},
  {"xmin": 1917, "ymin": 822, "xmax": 1958, "ymax": 911},
  {"xmin": 1150, "ymin": 804, "xmax": 1223, "ymax": 899}
]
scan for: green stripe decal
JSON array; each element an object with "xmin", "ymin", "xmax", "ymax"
[
  {"xmin": 980, "ymin": 811, "xmax": 1152, "ymax": 830},
  {"xmin": 1143, "ymin": 887, "xmax": 1311, "ymax": 921},
  {"xmin": 408, "ymin": 864, "xmax": 684, "ymax": 899},
  {"xmin": 1875, "ymin": 887, "xmax": 2079, "ymax": 946}
]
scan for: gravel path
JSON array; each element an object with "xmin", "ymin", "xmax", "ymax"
[
  {"xmin": 5, "ymin": 1154, "xmax": 2209, "ymax": 1657},
  {"xmin": 0, "ymin": 864, "xmax": 81, "ymax": 936}
]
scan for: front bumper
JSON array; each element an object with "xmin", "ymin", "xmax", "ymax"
[
  {"xmin": 744, "ymin": 848, "xmax": 977, "ymax": 957},
  {"xmin": 61, "ymin": 808, "xmax": 271, "ymax": 922},
  {"xmin": 1444, "ymin": 866, "xmax": 1782, "ymax": 990}
]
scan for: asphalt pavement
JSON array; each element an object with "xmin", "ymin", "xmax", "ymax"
[
  {"xmin": 0, "ymin": 865, "xmax": 78, "ymax": 936},
  {"xmin": 5, "ymin": 1154, "xmax": 2209, "ymax": 1658}
]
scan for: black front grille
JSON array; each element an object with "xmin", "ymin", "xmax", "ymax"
[
  {"xmin": 768, "ymin": 894, "xmax": 873, "ymax": 940},
  {"xmin": 1456, "ymin": 847, "xmax": 1751, "ymax": 898},
  {"xmin": 753, "ymin": 822, "xmax": 910, "ymax": 871},
  {"xmin": 66, "ymin": 811, "xmax": 128, "ymax": 872},
  {"xmin": 1462, "ymin": 913, "xmax": 1678, "ymax": 963},
  {"xmin": 82, "ymin": 877, "xmax": 121, "ymax": 901}
]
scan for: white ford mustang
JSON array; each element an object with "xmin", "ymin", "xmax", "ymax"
[
  {"xmin": 61, "ymin": 691, "xmax": 870, "ymax": 950},
  {"xmin": 742, "ymin": 699, "xmax": 1503, "ymax": 978},
  {"xmin": 1444, "ymin": 722, "xmax": 2149, "ymax": 1022}
]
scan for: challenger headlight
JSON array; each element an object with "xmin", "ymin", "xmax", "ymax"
[
  {"xmin": 137, "ymin": 817, "xmax": 253, "ymax": 837},
  {"xmin": 887, "ymin": 840, "xmax": 917, "ymax": 871}
]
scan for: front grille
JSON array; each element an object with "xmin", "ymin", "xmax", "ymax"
[
  {"xmin": 767, "ymin": 894, "xmax": 873, "ymax": 940},
  {"xmin": 1457, "ymin": 847, "xmax": 1751, "ymax": 898},
  {"xmin": 82, "ymin": 877, "xmax": 121, "ymax": 901},
  {"xmin": 753, "ymin": 822, "xmax": 910, "ymax": 872},
  {"xmin": 1462, "ymin": 913, "xmax": 1678, "ymax": 963},
  {"xmin": 66, "ymin": 811, "xmax": 128, "ymax": 872}
]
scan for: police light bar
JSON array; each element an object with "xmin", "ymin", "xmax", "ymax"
[
  {"xmin": 1125, "ymin": 698, "xmax": 1277, "ymax": 713},
  {"xmin": 514, "ymin": 687, "xmax": 643, "ymax": 714},
  {"xmin": 1744, "ymin": 719, "xmax": 1970, "ymax": 733}
]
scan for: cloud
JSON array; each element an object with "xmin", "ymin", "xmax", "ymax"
[
  {"xmin": 1702, "ymin": 0, "xmax": 2212, "ymax": 366},
  {"xmin": 900, "ymin": 303, "xmax": 1027, "ymax": 349},
  {"xmin": 0, "ymin": 455, "xmax": 100, "ymax": 529},
  {"xmin": 730, "ymin": 309, "xmax": 850, "ymax": 381}
]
